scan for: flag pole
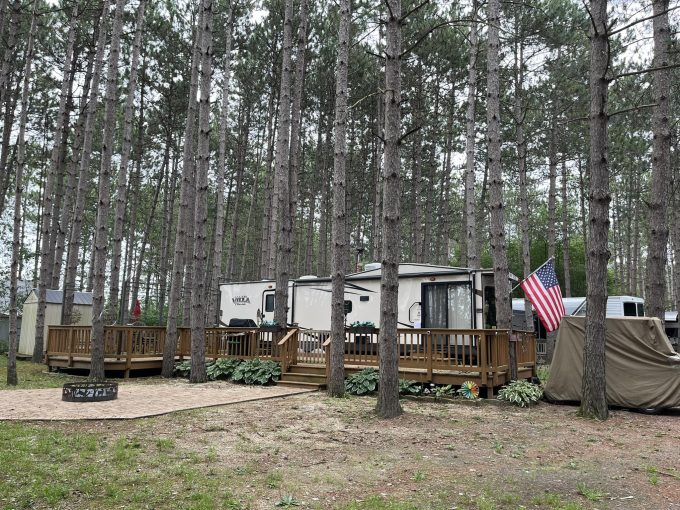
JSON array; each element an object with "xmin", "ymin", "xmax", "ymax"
[{"xmin": 510, "ymin": 256, "xmax": 555, "ymax": 293}]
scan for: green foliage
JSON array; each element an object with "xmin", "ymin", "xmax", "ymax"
[
  {"xmin": 345, "ymin": 368, "xmax": 379, "ymax": 395},
  {"xmin": 0, "ymin": 340, "xmax": 7, "ymax": 354},
  {"xmin": 433, "ymin": 385, "xmax": 456, "ymax": 400},
  {"xmin": 232, "ymin": 359, "xmax": 281, "ymax": 385},
  {"xmin": 173, "ymin": 360, "xmax": 192, "ymax": 378},
  {"xmin": 398, "ymin": 379, "xmax": 423, "ymax": 396},
  {"xmin": 275, "ymin": 495, "xmax": 300, "ymax": 507},
  {"xmin": 206, "ymin": 358, "xmax": 242, "ymax": 381},
  {"xmin": 576, "ymin": 482, "xmax": 605, "ymax": 502},
  {"xmin": 497, "ymin": 380, "xmax": 543, "ymax": 407},
  {"xmin": 260, "ymin": 319, "xmax": 279, "ymax": 327},
  {"xmin": 349, "ymin": 321, "xmax": 375, "ymax": 328}
]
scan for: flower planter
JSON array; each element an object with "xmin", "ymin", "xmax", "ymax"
[{"xmin": 346, "ymin": 327, "xmax": 377, "ymax": 335}]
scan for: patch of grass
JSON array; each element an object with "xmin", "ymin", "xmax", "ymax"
[
  {"xmin": 475, "ymin": 494, "xmax": 496, "ymax": 510},
  {"xmin": 266, "ymin": 471, "xmax": 283, "ymax": 489},
  {"xmin": 340, "ymin": 496, "xmax": 421, "ymax": 510},
  {"xmin": 576, "ymin": 481, "xmax": 605, "ymax": 501},
  {"xmin": 275, "ymin": 494, "xmax": 301, "ymax": 507},
  {"xmin": 413, "ymin": 470, "xmax": 426, "ymax": 482},
  {"xmin": 0, "ymin": 357, "xmax": 88, "ymax": 390}
]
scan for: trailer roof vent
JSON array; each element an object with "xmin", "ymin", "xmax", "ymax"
[{"xmin": 364, "ymin": 262, "xmax": 382, "ymax": 271}]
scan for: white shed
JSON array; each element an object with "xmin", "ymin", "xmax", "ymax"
[{"xmin": 18, "ymin": 289, "xmax": 93, "ymax": 356}]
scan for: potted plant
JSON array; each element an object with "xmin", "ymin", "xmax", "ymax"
[
  {"xmin": 259, "ymin": 319, "xmax": 283, "ymax": 332},
  {"xmin": 346, "ymin": 321, "xmax": 377, "ymax": 334}
]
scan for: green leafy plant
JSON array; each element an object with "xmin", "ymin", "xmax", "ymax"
[
  {"xmin": 433, "ymin": 385, "xmax": 456, "ymax": 400},
  {"xmin": 497, "ymin": 380, "xmax": 543, "ymax": 407},
  {"xmin": 345, "ymin": 368, "xmax": 379, "ymax": 395},
  {"xmin": 349, "ymin": 321, "xmax": 375, "ymax": 328},
  {"xmin": 232, "ymin": 359, "xmax": 281, "ymax": 385},
  {"xmin": 206, "ymin": 358, "xmax": 242, "ymax": 381},
  {"xmin": 398, "ymin": 379, "xmax": 423, "ymax": 396},
  {"xmin": 260, "ymin": 319, "xmax": 279, "ymax": 327},
  {"xmin": 576, "ymin": 482, "xmax": 605, "ymax": 501},
  {"xmin": 173, "ymin": 360, "xmax": 192, "ymax": 378},
  {"xmin": 275, "ymin": 495, "xmax": 300, "ymax": 507}
]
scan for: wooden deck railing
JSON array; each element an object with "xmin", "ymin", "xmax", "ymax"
[{"xmin": 46, "ymin": 325, "xmax": 536, "ymax": 383}]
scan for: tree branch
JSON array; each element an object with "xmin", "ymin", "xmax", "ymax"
[
  {"xmin": 611, "ymin": 63, "xmax": 680, "ymax": 81},
  {"xmin": 608, "ymin": 103, "xmax": 657, "ymax": 119},
  {"xmin": 609, "ymin": 5, "xmax": 680, "ymax": 37},
  {"xmin": 398, "ymin": 125, "xmax": 422, "ymax": 145},
  {"xmin": 401, "ymin": 19, "xmax": 472, "ymax": 58},
  {"xmin": 350, "ymin": 90, "xmax": 383, "ymax": 109},
  {"xmin": 383, "ymin": 0, "xmax": 395, "ymax": 21},
  {"xmin": 366, "ymin": 49, "xmax": 385, "ymax": 60},
  {"xmin": 373, "ymin": 131, "xmax": 386, "ymax": 144},
  {"xmin": 400, "ymin": 0, "xmax": 429, "ymax": 22}
]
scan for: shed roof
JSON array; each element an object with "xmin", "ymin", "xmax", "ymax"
[{"xmin": 29, "ymin": 289, "xmax": 93, "ymax": 306}]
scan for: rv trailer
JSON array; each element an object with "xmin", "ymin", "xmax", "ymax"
[{"xmin": 219, "ymin": 263, "xmax": 516, "ymax": 331}]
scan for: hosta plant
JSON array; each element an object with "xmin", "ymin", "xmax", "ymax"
[
  {"xmin": 173, "ymin": 360, "xmax": 192, "ymax": 378},
  {"xmin": 206, "ymin": 358, "xmax": 242, "ymax": 381},
  {"xmin": 398, "ymin": 379, "xmax": 423, "ymax": 396},
  {"xmin": 232, "ymin": 359, "xmax": 281, "ymax": 385},
  {"xmin": 345, "ymin": 368, "xmax": 379, "ymax": 395},
  {"xmin": 497, "ymin": 380, "xmax": 543, "ymax": 407}
]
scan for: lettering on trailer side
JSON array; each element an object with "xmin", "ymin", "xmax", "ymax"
[{"xmin": 232, "ymin": 296, "xmax": 251, "ymax": 305}]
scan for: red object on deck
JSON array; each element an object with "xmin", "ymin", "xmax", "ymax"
[{"xmin": 132, "ymin": 299, "xmax": 142, "ymax": 321}]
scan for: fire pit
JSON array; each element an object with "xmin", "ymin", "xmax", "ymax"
[{"xmin": 62, "ymin": 382, "xmax": 119, "ymax": 402}]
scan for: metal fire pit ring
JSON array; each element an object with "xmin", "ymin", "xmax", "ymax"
[{"xmin": 62, "ymin": 382, "xmax": 119, "ymax": 402}]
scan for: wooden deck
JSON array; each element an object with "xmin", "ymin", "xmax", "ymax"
[{"xmin": 45, "ymin": 325, "xmax": 536, "ymax": 391}]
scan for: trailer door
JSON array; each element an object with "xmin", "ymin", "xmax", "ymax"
[{"xmin": 421, "ymin": 283, "xmax": 473, "ymax": 329}]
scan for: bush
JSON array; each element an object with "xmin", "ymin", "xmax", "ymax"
[
  {"xmin": 232, "ymin": 359, "xmax": 281, "ymax": 385},
  {"xmin": 206, "ymin": 358, "xmax": 242, "ymax": 381},
  {"xmin": 0, "ymin": 339, "xmax": 8, "ymax": 354},
  {"xmin": 497, "ymin": 380, "xmax": 543, "ymax": 407},
  {"xmin": 433, "ymin": 384, "xmax": 456, "ymax": 400},
  {"xmin": 398, "ymin": 379, "xmax": 423, "ymax": 396},
  {"xmin": 345, "ymin": 368, "xmax": 379, "ymax": 395},
  {"xmin": 349, "ymin": 321, "xmax": 375, "ymax": 329},
  {"xmin": 174, "ymin": 360, "xmax": 192, "ymax": 377}
]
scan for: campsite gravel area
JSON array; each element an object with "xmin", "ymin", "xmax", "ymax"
[{"xmin": 36, "ymin": 391, "xmax": 680, "ymax": 510}]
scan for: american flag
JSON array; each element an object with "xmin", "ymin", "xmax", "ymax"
[{"xmin": 520, "ymin": 259, "xmax": 566, "ymax": 332}]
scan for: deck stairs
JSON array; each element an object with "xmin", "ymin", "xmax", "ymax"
[{"xmin": 277, "ymin": 364, "xmax": 327, "ymax": 390}]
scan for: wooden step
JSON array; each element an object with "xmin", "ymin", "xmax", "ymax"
[
  {"xmin": 280, "ymin": 372, "xmax": 327, "ymax": 385},
  {"xmin": 287, "ymin": 364, "xmax": 326, "ymax": 375},
  {"xmin": 277, "ymin": 380, "xmax": 326, "ymax": 390}
]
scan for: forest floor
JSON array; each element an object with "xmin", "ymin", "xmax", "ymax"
[{"xmin": 0, "ymin": 358, "xmax": 679, "ymax": 510}]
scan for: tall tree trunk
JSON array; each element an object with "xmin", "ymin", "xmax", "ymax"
[
  {"xmin": 158, "ymin": 150, "xmax": 179, "ymax": 324},
  {"xmin": 272, "ymin": 0, "xmax": 294, "ymax": 326},
  {"xmin": 32, "ymin": 0, "xmax": 89, "ymax": 362},
  {"xmin": 645, "ymin": 0, "xmax": 671, "ymax": 322},
  {"xmin": 49, "ymin": 42, "xmax": 78, "ymax": 290},
  {"xmin": 162, "ymin": 5, "xmax": 203, "ymax": 377},
  {"xmin": 206, "ymin": 2, "xmax": 233, "ymax": 325},
  {"xmin": 190, "ymin": 0, "xmax": 213, "ymax": 383},
  {"xmin": 288, "ymin": 0, "xmax": 308, "ymax": 275},
  {"xmin": 514, "ymin": 14, "xmax": 532, "ymax": 333},
  {"xmin": 547, "ymin": 107, "xmax": 558, "ymax": 260},
  {"xmin": 7, "ymin": 3, "xmax": 37, "ymax": 384},
  {"xmin": 226, "ymin": 105, "xmax": 250, "ymax": 281},
  {"xmin": 376, "ymin": 0, "xmax": 402, "ymax": 419},
  {"xmin": 62, "ymin": 4, "xmax": 106, "ymax": 326},
  {"xmin": 90, "ymin": 0, "xmax": 126, "ymax": 381},
  {"xmin": 259, "ymin": 76, "xmax": 277, "ymax": 279},
  {"xmin": 581, "ymin": 0, "xmax": 609, "ymax": 421},
  {"xmin": 561, "ymin": 160, "xmax": 572, "ymax": 297},
  {"xmin": 328, "ymin": 0, "xmax": 351, "ymax": 397},
  {"xmin": 109, "ymin": 0, "xmax": 146, "ymax": 323},
  {"xmin": 486, "ymin": 0, "xmax": 513, "ymax": 378},
  {"xmin": 464, "ymin": 0, "xmax": 479, "ymax": 269}
]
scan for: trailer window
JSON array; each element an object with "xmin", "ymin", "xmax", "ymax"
[
  {"xmin": 637, "ymin": 303, "xmax": 644, "ymax": 316},
  {"xmin": 265, "ymin": 294, "xmax": 275, "ymax": 312},
  {"xmin": 623, "ymin": 302, "xmax": 637, "ymax": 316}
]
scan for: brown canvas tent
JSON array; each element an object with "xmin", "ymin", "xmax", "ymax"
[{"xmin": 544, "ymin": 316, "xmax": 680, "ymax": 409}]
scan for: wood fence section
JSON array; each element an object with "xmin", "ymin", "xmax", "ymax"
[{"xmin": 45, "ymin": 325, "xmax": 536, "ymax": 386}]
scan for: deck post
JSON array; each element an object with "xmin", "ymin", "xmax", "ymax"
[
  {"xmin": 479, "ymin": 331, "xmax": 488, "ymax": 387},
  {"xmin": 426, "ymin": 331, "xmax": 433, "ymax": 381},
  {"xmin": 67, "ymin": 328, "xmax": 74, "ymax": 368},
  {"xmin": 125, "ymin": 328, "xmax": 133, "ymax": 379}
]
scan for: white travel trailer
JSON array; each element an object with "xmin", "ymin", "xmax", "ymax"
[
  {"xmin": 571, "ymin": 295, "xmax": 645, "ymax": 318},
  {"xmin": 219, "ymin": 263, "xmax": 515, "ymax": 331}
]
